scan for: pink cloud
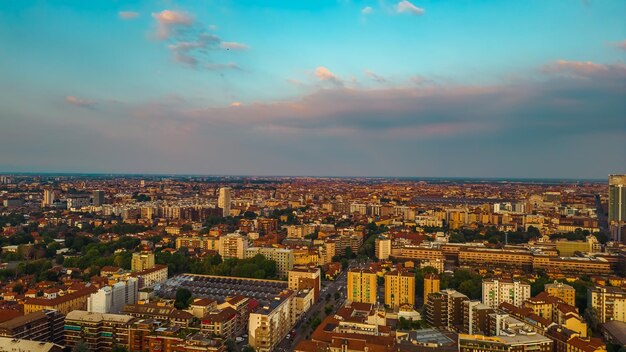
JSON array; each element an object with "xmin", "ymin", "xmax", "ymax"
[
  {"xmin": 364, "ymin": 69, "xmax": 386, "ymax": 83},
  {"xmin": 315, "ymin": 66, "xmax": 343, "ymax": 86},
  {"xmin": 220, "ymin": 42, "xmax": 249, "ymax": 50},
  {"xmin": 152, "ymin": 10, "xmax": 193, "ymax": 39},
  {"xmin": 118, "ymin": 11, "xmax": 139, "ymax": 20},
  {"xmin": 65, "ymin": 96, "xmax": 97, "ymax": 108}
]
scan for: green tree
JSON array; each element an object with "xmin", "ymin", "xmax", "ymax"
[{"xmin": 174, "ymin": 288, "xmax": 193, "ymax": 310}]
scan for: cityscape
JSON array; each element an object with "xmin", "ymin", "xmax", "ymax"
[
  {"xmin": 1, "ymin": 1, "xmax": 626, "ymax": 352},
  {"xmin": 0, "ymin": 175, "xmax": 624, "ymax": 351}
]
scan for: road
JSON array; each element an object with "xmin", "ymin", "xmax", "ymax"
[{"xmin": 274, "ymin": 265, "xmax": 349, "ymax": 352}]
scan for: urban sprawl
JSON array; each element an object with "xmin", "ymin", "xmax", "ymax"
[{"xmin": 0, "ymin": 174, "xmax": 624, "ymax": 352}]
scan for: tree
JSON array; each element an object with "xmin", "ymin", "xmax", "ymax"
[
  {"xmin": 174, "ymin": 288, "xmax": 193, "ymax": 310},
  {"xmin": 324, "ymin": 304, "xmax": 333, "ymax": 316},
  {"xmin": 73, "ymin": 341, "xmax": 90, "ymax": 352},
  {"xmin": 112, "ymin": 346, "xmax": 128, "ymax": 352}
]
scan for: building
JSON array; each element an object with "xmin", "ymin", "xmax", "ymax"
[
  {"xmin": 218, "ymin": 187, "xmax": 231, "ymax": 217},
  {"xmin": 87, "ymin": 277, "xmax": 138, "ymax": 313},
  {"xmin": 458, "ymin": 332, "xmax": 553, "ymax": 352},
  {"xmin": 24, "ymin": 286, "xmax": 98, "ymax": 315},
  {"xmin": 0, "ymin": 337, "xmax": 63, "ymax": 352},
  {"xmin": 288, "ymin": 266, "xmax": 321, "ymax": 301},
  {"xmin": 609, "ymin": 174, "xmax": 626, "ymax": 243},
  {"xmin": 219, "ymin": 233, "xmax": 248, "ymax": 259},
  {"xmin": 131, "ymin": 264, "xmax": 168, "ymax": 289},
  {"xmin": 375, "ymin": 237, "xmax": 391, "ymax": 260},
  {"xmin": 131, "ymin": 251, "xmax": 155, "ymax": 271},
  {"xmin": 246, "ymin": 247, "xmax": 294, "ymax": 278},
  {"xmin": 425, "ymin": 289, "xmax": 469, "ymax": 330},
  {"xmin": 201, "ymin": 307, "xmax": 238, "ymax": 339},
  {"xmin": 347, "ymin": 268, "xmax": 378, "ymax": 304},
  {"xmin": 482, "ymin": 279, "xmax": 531, "ymax": 309},
  {"xmin": 555, "ymin": 236, "xmax": 600, "ymax": 257},
  {"xmin": 424, "ymin": 273, "xmax": 441, "ymax": 305},
  {"xmin": 384, "ymin": 269, "xmax": 415, "ymax": 310},
  {"xmin": 93, "ymin": 190, "xmax": 105, "ymax": 206},
  {"xmin": 0, "ymin": 310, "xmax": 64, "ymax": 345},
  {"xmin": 588, "ymin": 286, "xmax": 626, "ymax": 323},
  {"xmin": 544, "ymin": 281, "xmax": 576, "ymax": 306},
  {"xmin": 176, "ymin": 236, "xmax": 220, "ymax": 251},
  {"xmin": 42, "ymin": 188, "xmax": 55, "ymax": 207},
  {"xmin": 123, "ymin": 303, "xmax": 194, "ymax": 327},
  {"xmin": 463, "ymin": 300, "xmax": 495, "ymax": 335},
  {"xmin": 64, "ymin": 310, "xmax": 135, "ymax": 352},
  {"xmin": 249, "ymin": 290, "xmax": 296, "ymax": 352}
]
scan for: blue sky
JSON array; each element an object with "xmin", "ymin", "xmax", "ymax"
[{"xmin": 0, "ymin": 0, "xmax": 625, "ymax": 178}]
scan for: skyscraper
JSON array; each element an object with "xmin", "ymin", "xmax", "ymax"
[
  {"xmin": 218, "ymin": 187, "xmax": 231, "ymax": 217},
  {"xmin": 609, "ymin": 174, "xmax": 626, "ymax": 243},
  {"xmin": 42, "ymin": 189, "xmax": 55, "ymax": 207},
  {"xmin": 93, "ymin": 190, "xmax": 105, "ymax": 206}
]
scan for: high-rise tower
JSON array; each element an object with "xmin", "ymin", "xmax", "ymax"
[
  {"xmin": 218, "ymin": 187, "xmax": 231, "ymax": 217},
  {"xmin": 609, "ymin": 174, "xmax": 626, "ymax": 243}
]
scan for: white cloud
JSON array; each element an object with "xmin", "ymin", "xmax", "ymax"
[
  {"xmin": 118, "ymin": 11, "xmax": 139, "ymax": 20},
  {"xmin": 361, "ymin": 6, "xmax": 373, "ymax": 15},
  {"xmin": 396, "ymin": 1, "xmax": 424, "ymax": 15}
]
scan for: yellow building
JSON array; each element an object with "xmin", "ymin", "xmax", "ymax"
[
  {"xmin": 544, "ymin": 281, "xmax": 576, "ymax": 306},
  {"xmin": 347, "ymin": 269, "xmax": 377, "ymax": 304},
  {"xmin": 384, "ymin": 270, "xmax": 415, "ymax": 310},
  {"xmin": 131, "ymin": 251, "xmax": 155, "ymax": 272},
  {"xmin": 424, "ymin": 273, "xmax": 440, "ymax": 305},
  {"xmin": 24, "ymin": 287, "xmax": 98, "ymax": 315},
  {"xmin": 375, "ymin": 237, "xmax": 391, "ymax": 260}
]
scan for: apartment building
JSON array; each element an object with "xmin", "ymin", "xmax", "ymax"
[
  {"xmin": 482, "ymin": 279, "xmax": 531, "ymax": 309},
  {"xmin": 384, "ymin": 269, "xmax": 415, "ymax": 310},
  {"xmin": 175, "ymin": 236, "xmax": 221, "ymax": 251},
  {"xmin": 588, "ymin": 286, "xmax": 626, "ymax": 323},
  {"xmin": 64, "ymin": 310, "xmax": 135, "ymax": 352},
  {"xmin": 544, "ymin": 281, "xmax": 576, "ymax": 307},
  {"xmin": 375, "ymin": 237, "xmax": 391, "ymax": 260},
  {"xmin": 87, "ymin": 277, "xmax": 138, "ymax": 313},
  {"xmin": 249, "ymin": 290, "xmax": 296, "ymax": 352},
  {"xmin": 288, "ymin": 266, "xmax": 321, "ymax": 301},
  {"xmin": 246, "ymin": 247, "xmax": 294, "ymax": 278},
  {"xmin": 131, "ymin": 251, "xmax": 156, "ymax": 271},
  {"xmin": 425, "ymin": 289, "xmax": 469, "ymax": 330},
  {"xmin": 24, "ymin": 286, "xmax": 98, "ymax": 315},
  {"xmin": 219, "ymin": 233, "xmax": 248, "ymax": 259},
  {"xmin": 423, "ymin": 273, "xmax": 440, "ymax": 305},
  {"xmin": 347, "ymin": 268, "xmax": 378, "ymax": 304},
  {"xmin": 0, "ymin": 310, "xmax": 64, "ymax": 345}
]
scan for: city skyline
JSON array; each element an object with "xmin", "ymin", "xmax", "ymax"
[{"xmin": 1, "ymin": 0, "xmax": 625, "ymax": 178}]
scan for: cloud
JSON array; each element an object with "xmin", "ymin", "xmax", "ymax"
[
  {"xmin": 364, "ymin": 69, "xmax": 386, "ymax": 83},
  {"xmin": 541, "ymin": 60, "xmax": 621, "ymax": 77},
  {"xmin": 152, "ymin": 10, "xmax": 193, "ymax": 39},
  {"xmin": 361, "ymin": 6, "xmax": 373, "ymax": 15},
  {"xmin": 118, "ymin": 11, "xmax": 139, "ymax": 20},
  {"xmin": 315, "ymin": 66, "xmax": 343, "ymax": 85},
  {"xmin": 151, "ymin": 10, "xmax": 247, "ymax": 68},
  {"xmin": 230, "ymin": 102, "xmax": 243, "ymax": 107},
  {"xmin": 206, "ymin": 62, "xmax": 240, "ymax": 70},
  {"xmin": 220, "ymin": 42, "xmax": 249, "ymax": 50},
  {"xmin": 65, "ymin": 96, "xmax": 97, "ymax": 108},
  {"xmin": 611, "ymin": 40, "xmax": 626, "ymax": 51},
  {"xmin": 168, "ymin": 34, "xmax": 221, "ymax": 66},
  {"xmin": 395, "ymin": 1, "xmax": 424, "ymax": 15}
]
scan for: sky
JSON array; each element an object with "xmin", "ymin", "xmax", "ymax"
[{"xmin": 0, "ymin": 0, "xmax": 625, "ymax": 179}]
